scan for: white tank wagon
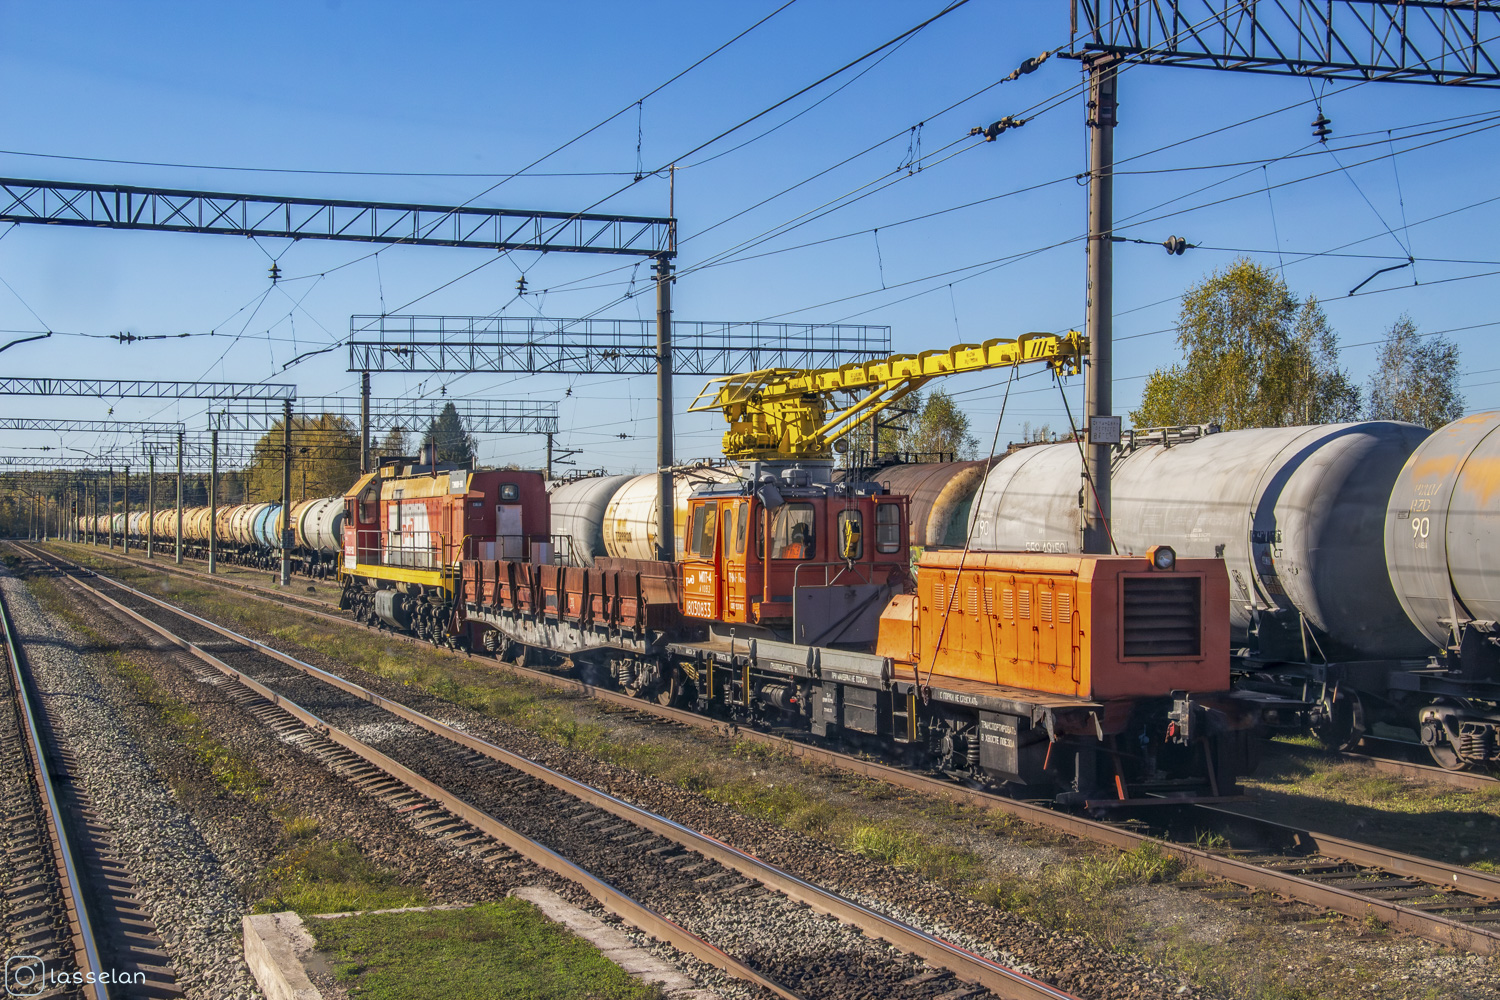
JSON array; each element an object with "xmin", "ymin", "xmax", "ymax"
[
  {"xmin": 966, "ymin": 421, "xmax": 1441, "ymax": 750},
  {"xmin": 294, "ymin": 496, "xmax": 347, "ymax": 553},
  {"xmin": 969, "ymin": 422, "xmax": 1434, "ymax": 660},
  {"xmin": 549, "ymin": 474, "xmax": 633, "ymax": 567},
  {"xmin": 602, "ymin": 467, "xmax": 743, "ymax": 561},
  {"xmin": 1385, "ymin": 411, "xmax": 1500, "ymax": 768}
]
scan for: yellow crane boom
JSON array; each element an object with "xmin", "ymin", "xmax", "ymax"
[{"xmin": 690, "ymin": 331, "xmax": 1087, "ymax": 462}]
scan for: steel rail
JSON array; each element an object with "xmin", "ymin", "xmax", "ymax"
[
  {"xmin": 0, "ymin": 585, "xmax": 110, "ymax": 999},
  {"xmin": 1337, "ymin": 745, "xmax": 1499, "ymax": 793},
  {"xmin": 44, "ymin": 565, "xmax": 803, "ymax": 1000},
  {"xmin": 1195, "ymin": 805, "xmax": 1500, "ymax": 900},
  {"xmin": 36, "ymin": 540, "xmax": 1500, "ymax": 956},
  {"xmin": 35, "ymin": 551, "xmax": 1078, "ymax": 1000}
]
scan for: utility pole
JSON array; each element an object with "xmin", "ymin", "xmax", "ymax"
[
  {"xmin": 359, "ymin": 371, "xmax": 371, "ymax": 473},
  {"xmin": 280, "ymin": 400, "xmax": 293, "ymax": 586},
  {"xmin": 545, "ymin": 433, "xmax": 553, "ymax": 481},
  {"xmin": 208, "ymin": 429, "xmax": 218, "ymax": 574},
  {"xmin": 147, "ymin": 452, "xmax": 155, "ymax": 559},
  {"xmin": 107, "ymin": 467, "xmax": 115, "ymax": 549},
  {"xmin": 655, "ymin": 255, "xmax": 674, "ymax": 561},
  {"xmin": 175, "ymin": 430, "xmax": 183, "ymax": 564},
  {"xmin": 123, "ymin": 465, "xmax": 131, "ymax": 553},
  {"xmin": 1082, "ymin": 54, "xmax": 1117, "ymax": 555}
]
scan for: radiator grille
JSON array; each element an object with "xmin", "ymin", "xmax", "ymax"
[
  {"xmin": 933, "ymin": 581, "xmax": 946, "ymax": 609},
  {"xmin": 983, "ymin": 586, "xmax": 995, "ymax": 616},
  {"xmin": 1002, "ymin": 588, "xmax": 1014, "ymax": 619},
  {"xmin": 1039, "ymin": 590, "xmax": 1053, "ymax": 622},
  {"xmin": 1122, "ymin": 577, "xmax": 1201, "ymax": 657},
  {"xmin": 1018, "ymin": 589, "xmax": 1031, "ymax": 619},
  {"xmin": 1058, "ymin": 592, "xmax": 1072, "ymax": 624},
  {"xmin": 967, "ymin": 587, "xmax": 979, "ymax": 618}
]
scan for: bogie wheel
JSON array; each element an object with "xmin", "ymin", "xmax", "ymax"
[
  {"xmin": 1311, "ymin": 689, "xmax": 1366, "ymax": 752},
  {"xmin": 1430, "ymin": 741, "xmax": 1470, "ymax": 771},
  {"xmin": 652, "ymin": 665, "xmax": 690, "ymax": 708},
  {"xmin": 1425, "ymin": 700, "xmax": 1472, "ymax": 771}
]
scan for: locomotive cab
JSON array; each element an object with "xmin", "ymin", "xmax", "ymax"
[{"xmin": 678, "ymin": 464, "xmax": 910, "ymax": 646}]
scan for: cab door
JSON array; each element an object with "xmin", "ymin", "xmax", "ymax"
[
  {"xmin": 721, "ymin": 500, "xmax": 751, "ymax": 622},
  {"xmin": 679, "ymin": 499, "xmax": 720, "ymax": 620}
]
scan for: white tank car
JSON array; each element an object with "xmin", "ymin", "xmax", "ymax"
[
  {"xmin": 968, "ymin": 422, "xmax": 1434, "ymax": 660},
  {"xmin": 602, "ymin": 467, "xmax": 742, "ymax": 561},
  {"xmin": 549, "ymin": 474, "xmax": 633, "ymax": 566}
]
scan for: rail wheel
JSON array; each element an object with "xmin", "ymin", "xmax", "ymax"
[
  {"xmin": 1429, "ymin": 741, "xmax": 1469, "ymax": 771},
  {"xmin": 1311, "ymin": 689, "xmax": 1365, "ymax": 752},
  {"xmin": 652, "ymin": 665, "xmax": 686, "ymax": 708},
  {"xmin": 1423, "ymin": 699, "xmax": 1472, "ymax": 771}
]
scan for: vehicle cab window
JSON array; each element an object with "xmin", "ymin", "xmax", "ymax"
[
  {"xmin": 837, "ymin": 509, "xmax": 863, "ymax": 560},
  {"xmin": 875, "ymin": 503, "xmax": 901, "ymax": 553},
  {"xmin": 690, "ymin": 503, "xmax": 718, "ymax": 559},
  {"xmin": 722, "ymin": 501, "xmax": 747, "ymax": 557},
  {"xmin": 358, "ymin": 484, "xmax": 378, "ymax": 524},
  {"xmin": 769, "ymin": 503, "xmax": 816, "ymax": 559}
]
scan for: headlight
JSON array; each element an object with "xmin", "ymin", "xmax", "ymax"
[{"xmin": 1148, "ymin": 545, "xmax": 1176, "ymax": 571}]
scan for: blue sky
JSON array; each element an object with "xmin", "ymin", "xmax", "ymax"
[{"xmin": 1, "ymin": 0, "xmax": 1497, "ymax": 473}]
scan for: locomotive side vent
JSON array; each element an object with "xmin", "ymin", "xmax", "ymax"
[{"xmin": 1122, "ymin": 576, "xmax": 1201, "ymax": 657}]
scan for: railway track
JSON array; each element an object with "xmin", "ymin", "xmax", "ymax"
[
  {"xmin": 1, "ymin": 568, "xmax": 184, "ymax": 999},
  {"xmin": 1332, "ymin": 740, "xmax": 1499, "ymax": 792},
  {"xmin": 70, "ymin": 541, "xmax": 1500, "ymax": 801},
  {"xmin": 18, "ymin": 544, "xmax": 1078, "ymax": 1000},
  {"xmin": 33, "ymin": 540, "xmax": 1500, "ymax": 957},
  {"xmin": 63, "ymin": 543, "xmax": 1500, "ymax": 793}
]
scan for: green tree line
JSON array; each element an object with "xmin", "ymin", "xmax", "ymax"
[{"xmin": 1132, "ymin": 259, "xmax": 1463, "ymax": 431}]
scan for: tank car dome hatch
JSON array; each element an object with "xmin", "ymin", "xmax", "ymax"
[
  {"xmin": 1386, "ymin": 410, "xmax": 1500, "ymax": 647},
  {"xmin": 968, "ymin": 421, "xmax": 1435, "ymax": 660}
]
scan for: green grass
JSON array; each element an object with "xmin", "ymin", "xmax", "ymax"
[
  {"xmin": 307, "ymin": 900, "xmax": 662, "ymax": 1000},
  {"xmin": 1243, "ymin": 746, "xmax": 1500, "ymax": 869},
  {"xmin": 253, "ymin": 838, "xmax": 428, "ymax": 915}
]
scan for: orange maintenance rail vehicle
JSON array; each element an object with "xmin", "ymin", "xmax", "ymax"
[{"xmin": 877, "ymin": 548, "xmax": 1231, "ymax": 699}]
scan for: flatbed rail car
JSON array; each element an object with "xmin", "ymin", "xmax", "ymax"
[{"xmin": 460, "ymin": 543, "xmax": 1259, "ymax": 804}]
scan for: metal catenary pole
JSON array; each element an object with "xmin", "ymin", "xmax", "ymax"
[
  {"xmin": 360, "ymin": 371, "xmax": 371, "ymax": 473},
  {"xmin": 1083, "ymin": 55, "xmax": 1117, "ymax": 556},
  {"xmin": 654, "ymin": 256, "xmax": 674, "ymax": 561},
  {"xmin": 280, "ymin": 400, "xmax": 292, "ymax": 586},
  {"xmin": 123, "ymin": 464, "xmax": 130, "ymax": 553},
  {"xmin": 175, "ymin": 430, "xmax": 183, "ymax": 564},
  {"xmin": 147, "ymin": 452, "xmax": 155, "ymax": 559},
  {"xmin": 107, "ymin": 466, "xmax": 115, "ymax": 549},
  {"xmin": 208, "ymin": 429, "xmax": 218, "ymax": 574}
]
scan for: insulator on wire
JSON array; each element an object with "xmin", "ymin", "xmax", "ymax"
[
  {"xmin": 969, "ymin": 116, "xmax": 1026, "ymax": 142},
  {"xmin": 1162, "ymin": 236, "xmax": 1190, "ymax": 255},
  {"xmin": 268, "ymin": 261, "xmax": 281, "ymax": 283},
  {"xmin": 1313, "ymin": 113, "xmax": 1332, "ymax": 143}
]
